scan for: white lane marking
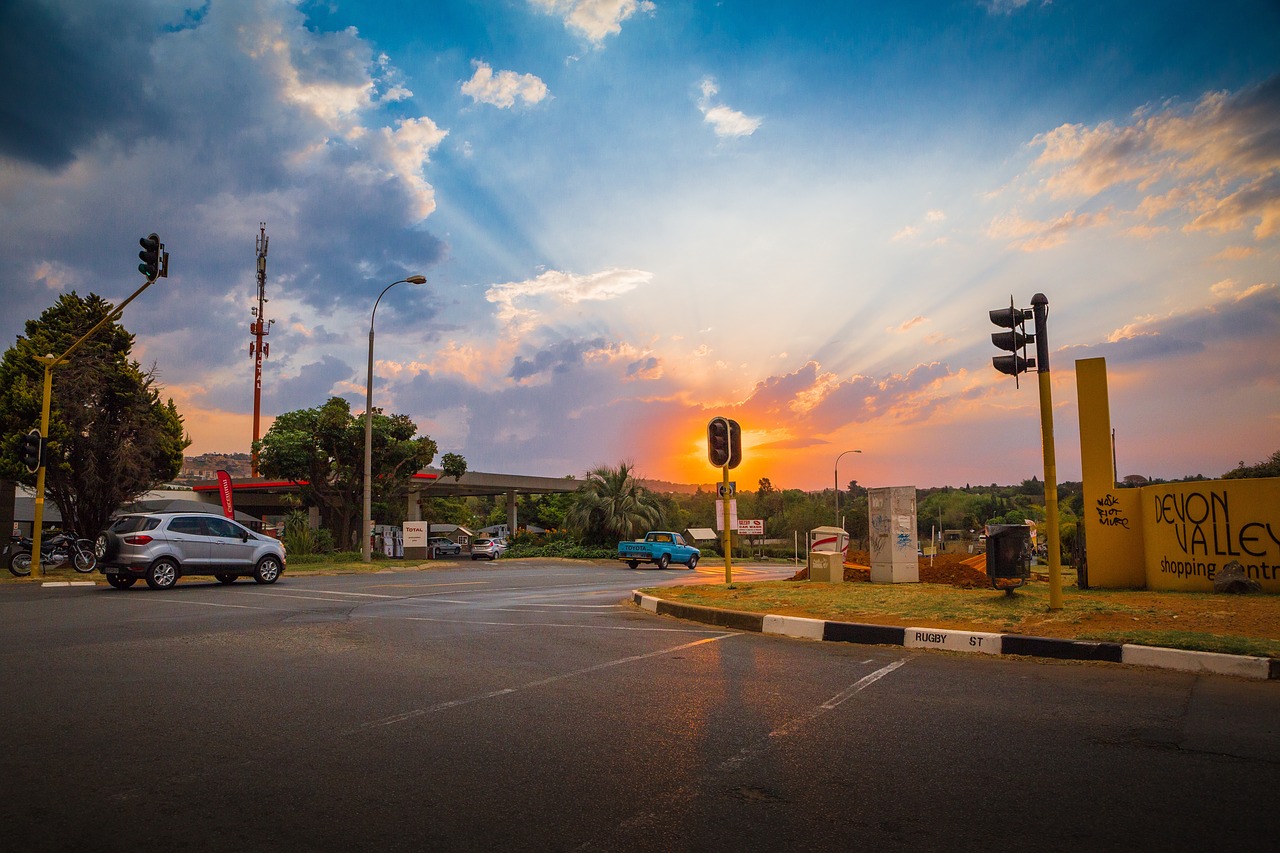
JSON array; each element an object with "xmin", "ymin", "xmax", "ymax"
[
  {"xmin": 352, "ymin": 633, "xmax": 736, "ymax": 732},
  {"xmin": 385, "ymin": 614, "xmax": 726, "ymax": 634},
  {"xmin": 717, "ymin": 657, "xmax": 909, "ymax": 772},
  {"xmin": 501, "ymin": 603, "xmax": 620, "ymax": 608},
  {"xmin": 145, "ymin": 598, "xmax": 269, "ymax": 610}
]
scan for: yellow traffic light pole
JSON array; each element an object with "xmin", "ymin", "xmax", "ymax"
[
  {"xmin": 1030, "ymin": 294, "xmax": 1063, "ymax": 611},
  {"xmin": 27, "ymin": 275, "xmax": 159, "ymax": 578},
  {"xmin": 721, "ymin": 466, "xmax": 733, "ymax": 586}
]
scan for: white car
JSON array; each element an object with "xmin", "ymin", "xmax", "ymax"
[
  {"xmin": 471, "ymin": 538, "xmax": 505, "ymax": 560},
  {"xmin": 428, "ymin": 537, "xmax": 462, "ymax": 556}
]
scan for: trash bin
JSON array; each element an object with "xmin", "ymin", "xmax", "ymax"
[{"xmin": 986, "ymin": 524, "xmax": 1031, "ymax": 592}]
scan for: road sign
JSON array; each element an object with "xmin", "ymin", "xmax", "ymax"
[
  {"xmin": 737, "ymin": 519, "xmax": 763, "ymax": 536},
  {"xmin": 714, "ymin": 499, "xmax": 738, "ymax": 531},
  {"xmin": 718, "ymin": 481, "xmax": 736, "ymax": 497}
]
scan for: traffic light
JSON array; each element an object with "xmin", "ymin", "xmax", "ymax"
[
  {"xmin": 138, "ymin": 233, "xmax": 161, "ymax": 280},
  {"xmin": 20, "ymin": 430, "xmax": 43, "ymax": 473},
  {"xmin": 707, "ymin": 417, "xmax": 742, "ymax": 469},
  {"xmin": 990, "ymin": 297, "xmax": 1035, "ymax": 381}
]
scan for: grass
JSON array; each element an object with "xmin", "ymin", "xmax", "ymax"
[{"xmin": 639, "ymin": 579, "xmax": 1280, "ymax": 659}]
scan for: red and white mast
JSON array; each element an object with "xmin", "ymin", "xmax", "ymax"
[{"xmin": 249, "ymin": 223, "xmax": 274, "ymax": 476}]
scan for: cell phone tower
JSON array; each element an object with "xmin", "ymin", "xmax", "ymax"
[{"xmin": 249, "ymin": 223, "xmax": 274, "ymax": 477}]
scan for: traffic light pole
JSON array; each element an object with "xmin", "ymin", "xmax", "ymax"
[
  {"xmin": 27, "ymin": 275, "xmax": 159, "ymax": 578},
  {"xmin": 1030, "ymin": 293, "xmax": 1064, "ymax": 611},
  {"xmin": 721, "ymin": 465, "xmax": 733, "ymax": 586}
]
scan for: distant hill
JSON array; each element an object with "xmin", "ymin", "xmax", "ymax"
[
  {"xmin": 639, "ymin": 479, "xmax": 715, "ymax": 495},
  {"xmin": 176, "ymin": 452, "xmax": 253, "ymax": 484}
]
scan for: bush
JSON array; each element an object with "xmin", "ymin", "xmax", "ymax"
[{"xmin": 504, "ymin": 539, "xmax": 615, "ymax": 560}]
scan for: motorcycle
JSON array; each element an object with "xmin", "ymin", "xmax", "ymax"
[{"xmin": 6, "ymin": 531, "xmax": 97, "ymax": 577}]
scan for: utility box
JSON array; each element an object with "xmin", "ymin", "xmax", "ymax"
[
  {"xmin": 807, "ymin": 526, "xmax": 848, "ymax": 583},
  {"xmin": 869, "ymin": 487, "xmax": 919, "ymax": 583},
  {"xmin": 986, "ymin": 524, "xmax": 1031, "ymax": 590},
  {"xmin": 808, "ymin": 550, "xmax": 844, "ymax": 583}
]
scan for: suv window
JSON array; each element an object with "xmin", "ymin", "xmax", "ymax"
[
  {"xmin": 167, "ymin": 516, "xmax": 208, "ymax": 536},
  {"xmin": 204, "ymin": 517, "xmax": 245, "ymax": 539},
  {"xmin": 110, "ymin": 515, "xmax": 161, "ymax": 534}
]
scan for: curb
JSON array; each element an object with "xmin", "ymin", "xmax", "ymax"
[{"xmin": 632, "ymin": 592, "xmax": 1279, "ymax": 681}]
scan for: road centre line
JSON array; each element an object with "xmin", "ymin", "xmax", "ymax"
[
  {"xmin": 717, "ymin": 657, "xmax": 910, "ymax": 773},
  {"xmin": 144, "ymin": 598, "xmax": 269, "ymax": 610},
  {"xmin": 383, "ymin": 613, "xmax": 728, "ymax": 635},
  {"xmin": 351, "ymin": 633, "xmax": 737, "ymax": 732}
]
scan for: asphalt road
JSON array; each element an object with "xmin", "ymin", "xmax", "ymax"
[{"xmin": 1, "ymin": 559, "xmax": 1276, "ymax": 852}]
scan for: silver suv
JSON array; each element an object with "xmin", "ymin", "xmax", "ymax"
[{"xmin": 95, "ymin": 512, "xmax": 286, "ymax": 590}]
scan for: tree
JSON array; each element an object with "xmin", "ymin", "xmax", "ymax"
[
  {"xmin": 1222, "ymin": 450, "xmax": 1280, "ymax": 480},
  {"xmin": 255, "ymin": 397, "xmax": 448, "ymax": 548},
  {"xmin": 565, "ymin": 462, "xmax": 664, "ymax": 546},
  {"xmin": 0, "ymin": 293, "xmax": 189, "ymax": 537}
]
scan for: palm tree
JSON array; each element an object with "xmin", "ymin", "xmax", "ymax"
[{"xmin": 567, "ymin": 462, "xmax": 664, "ymax": 546}]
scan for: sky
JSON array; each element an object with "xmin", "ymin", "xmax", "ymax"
[{"xmin": 1, "ymin": 0, "xmax": 1278, "ymax": 492}]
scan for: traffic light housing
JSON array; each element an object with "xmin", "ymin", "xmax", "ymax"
[
  {"xmin": 990, "ymin": 298, "xmax": 1035, "ymax": 381},
  {"xmin": 20, "ymin": 430, "xmax": 43, "ymax": 473},
  {"xmin": 138, "ymin": 233, "xmax": 161, "ymax": 280},
  {"xmin": 707, "ymin": 417, "xmax": 742, "ymax": 469}
]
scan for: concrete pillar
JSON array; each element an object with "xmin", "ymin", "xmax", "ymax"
[
  {"xmin": 407, "ymin": 492, "xmax": 422, "ymax": 521},
  {"xmin": 506, "ymin": 491, "xmax": 517, "ymax": 537},
  {"xmin": 307, "ymin": 505, "xmax": 320, "ymax": 530}
]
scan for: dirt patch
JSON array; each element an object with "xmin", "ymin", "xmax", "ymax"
[{"xmin": 789, "ymin": 551, "xmax": 992, "ymax": 588}]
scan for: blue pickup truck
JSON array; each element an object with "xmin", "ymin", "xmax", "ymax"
[{"xmin": 617, "ymin": 531, "xmax": 700, "ymax": 570}]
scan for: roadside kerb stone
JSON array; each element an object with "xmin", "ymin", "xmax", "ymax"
[{"xmin": 631, "ymin": 590, "xmax": 1278, "ymax": 680}]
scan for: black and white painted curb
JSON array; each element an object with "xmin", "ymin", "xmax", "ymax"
[{"xmin": 632, "ymin": 592, "xmax": 1280, "ymax": 681}]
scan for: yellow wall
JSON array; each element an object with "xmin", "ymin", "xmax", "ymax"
[
  {"xmin": 1142, "ymin": 478, "xmax": 1280, "ymax": 593},
  {"xmin": 1077, "ymin": 356, "xmax": 1280, "ymax": 592},
  {"xmin": 1076, "ymin": 358, "xmax": 1146, "ymax": 587}
]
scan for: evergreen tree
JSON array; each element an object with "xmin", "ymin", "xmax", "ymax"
[{"xmin": 0, "ymin": 293, "xmax": 189, "ymax": 537}]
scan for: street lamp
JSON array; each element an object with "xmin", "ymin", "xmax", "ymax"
[
  {"xmin": 362, "ymin": 275, "xmax": 426, "ymax": 562},
  {"xmin": 834, "ymin": 449, "xmax": 862, "ymax": 527}
]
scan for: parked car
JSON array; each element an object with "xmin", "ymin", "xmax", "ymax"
[
  {"xmin": 429, "ymin": 536, "xmax": 462, "ymax": 556},
  {"xmin": 95, "ymin": 512, "xmax": 286, "ymax": 590},
  {"xmin": 471, "ymin": 538, "xmax": 505, "ymax": 560}
]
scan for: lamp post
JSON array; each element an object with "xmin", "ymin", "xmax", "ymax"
[
  {"xmin": 834, "ymin": 449, "xmax": 862, "ymax": 528},
  {"xmin": 362, "ymin": 275, "xmax": 426, "ymax": 562}
]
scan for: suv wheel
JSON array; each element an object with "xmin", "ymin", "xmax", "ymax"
[
  {"xmin": 253, "ymin": 556, "xmax": 281, "ymax": 585},
  {"xmin": 95, "ymin": 532, "xmax": 120, "ymax": 561},
  {"xmin": 145, "ymin": 558, "xmax": 179, "ymax": 590}
]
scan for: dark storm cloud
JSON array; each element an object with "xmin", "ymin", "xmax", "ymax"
[
  {"xmin": 0, "ymin": 0, "xmax": 165, "ymax": 168},
  {"xmin": 0, "ymin": 0, "xmax": 449, "ymax": 384},
  {"xmin": 508, "ymin": 337, "xmax": 607, "ymax": 382},
  {"xmin": 264, "ymin": 354, "xmax": 355, "ymax": 413}
]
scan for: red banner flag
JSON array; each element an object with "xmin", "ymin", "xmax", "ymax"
[{"xmin": 216, "ymin": 470, "xmax": 235, "ymax": 519}]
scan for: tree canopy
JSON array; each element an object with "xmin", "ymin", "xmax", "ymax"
[
  {"xmin": 1222, "ymin": 450, "xmax": 1280, "ymax": 480},
  {"xmin": 0, "ymin": 292, "xmax": 189, "ymax": 536},
  {"xmin": 565, "ymin": 462, "xmax": 664, "ymax": 545},
  {"xmin": 254, "ymin": 396, "xmax": 448, "ymax": 547}
]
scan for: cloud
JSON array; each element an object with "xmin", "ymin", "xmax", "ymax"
[
  {"xmin": 461, "ymin": 61, "xmax": 550, "ymax": 108},
  {"xmin": 697, "ymin": 77, "xmax": 763, "ymax": 139},
  {"xmin": 509, "ymin": 337, "xmax": 608, "ymax": 382},
  {"xmin": 987, "ymin": 207, "xmax": 1114, "ymax": 251},
  {"xmin": 370, "ymin": 117, "xmax": 449, "ymax": 220},
  {"xmin": 529, "ymin": 0, "xmax": 656, "ymax": 44},
  {"xmin": 1017, "ymin": 75, "xmax": 1280, "ymax": 242},
  {"xmin": 485, "ymin": 267, "xmax": 652, "ymax": 326}
]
